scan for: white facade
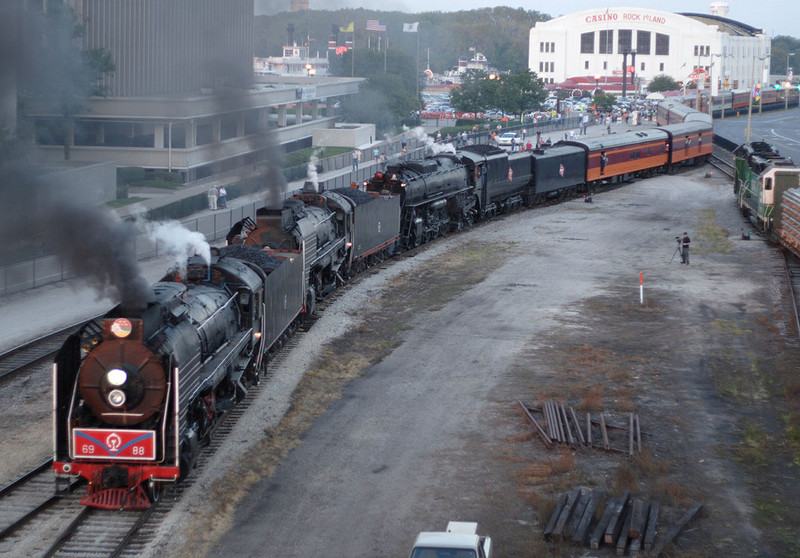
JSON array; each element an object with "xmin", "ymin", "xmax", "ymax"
[{"xmin": 529, "ymin": 7, "xmax": 770, "ymax": 96}]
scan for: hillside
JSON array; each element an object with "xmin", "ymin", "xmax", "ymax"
[{"xmin": 255, "ymin": 7, "xmax": 551, "ymax": 74}]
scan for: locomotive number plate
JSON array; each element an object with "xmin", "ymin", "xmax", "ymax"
[{"xmin": 72, "ymin": 428, "xmax": 156, "ymax": 461}]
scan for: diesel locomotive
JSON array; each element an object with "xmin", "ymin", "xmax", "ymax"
[{"xmin": 734, "ymin": 141, "xmax": 800, "ymax": 255}]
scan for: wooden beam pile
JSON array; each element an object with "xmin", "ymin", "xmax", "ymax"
[
  {"xmin": 518, "ymin": 400, "xmax": 643, "ymax": 456},
  {"xmin": 544, "ymin": 490, "xmax": 703, "ymax": 556},
  {"xmin": 778, "ymin": 188, "xmax": 800, "ymax": 254}
]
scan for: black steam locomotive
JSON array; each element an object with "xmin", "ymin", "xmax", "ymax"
[
  {"xmin": 53, "ymin": 245, "xmax": 304, "ymax": 508},
  {"xmin": 53, "ymin": 102, "xmax": 713, "ymax": 509}
]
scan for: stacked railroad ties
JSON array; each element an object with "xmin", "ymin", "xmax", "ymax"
[
  {"xmin": 778, "ymin": 189, "xmax": 800, "ymax": 255},
  {"xmin": 518, "ymin": 401, "xmax": 702, "ymax": 554},
  {"xmin": 517, "ymin": 400, "xmax": 641, "ymax": 455}
]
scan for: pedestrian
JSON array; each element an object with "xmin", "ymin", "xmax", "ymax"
[
  {"xmin": 681, "ymin": 232, "xmax": 691, "ymax": 264},
  {"xmin": 607, "ymin": 123, "xmax": 611, "ymax": 135},
  {"xmin": 207, "ymin": 184, "xmax": 219, "ymax": 210},
  {"xmin": 379, "ymin": 152, "xmax": 387, "ymax": 171},
  {"xmin": 352, "ymin": 148, "xmax": 360, "ymax": 171},
  {"xmin": 401, "ymin": 134, "xmax": 407, "ymax": 150},
  {"xmin": 218, "ymin": 186, "xmax": 227, "ymax": 208},
  {"xmin": 521, "ymin": 128, "xmax": 527, "ymax": 142},
  {"xmin": 510, "ymin": 136, "xmax": 516, "ymax": 152},
  {"xmin": 372, "ymin": 146, "xmax": 380, "ymax": 161},
  {"xmin": 461, "ymin": 131, "xmax": 468, "ymax": 146}
]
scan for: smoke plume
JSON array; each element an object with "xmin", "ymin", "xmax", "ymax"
[{"xmin": 140, "ymin": 219, "xmax": 212, "ymax": 275}]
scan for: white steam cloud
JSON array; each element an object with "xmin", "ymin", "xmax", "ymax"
[
  {"xmin": 405, "ymin": 126, "xmax": 455, "ymax": 155},
  {"xmin": 140, "ymin": 219, "xmax": 211, "ymax": 274}
]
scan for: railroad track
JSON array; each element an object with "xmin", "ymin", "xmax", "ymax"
[
  {"xmin": 0, "ymin": 315, "xmax": 103, "ymax": 383},
  {"xmin": 708, "ymin": 149, "xmax": 736, "ymax": 179},
  {"xmin": 783, "ymin": 251, "xmax": 800, "ymax": 344}
]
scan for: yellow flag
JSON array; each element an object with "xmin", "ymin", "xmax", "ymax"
[{"xmin": 340, "ymin": 21, "xmax": 354, "ymax": 33}]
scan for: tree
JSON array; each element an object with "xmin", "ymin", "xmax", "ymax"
[
  {"xmin": 593, "ymin": 92, "xmax": 616, "ymax": 110},
  {"xmin": 18, "ymin": 2, "xmax": 115, "ymax": 160},
  {"xmin": 330, "ymin": 48, "xmax": 421, "ymax": 133},
  {"xmin": 770, "ymin": 36, "xmax": 800, "ymax": 74},
  {"xmin": 450, "ymin": 69, "xmax": 547, "ymax": 115},
  {"xmin": 450, "ymin": 70, "xmax": 497, "ymax": 113},
  {"xmin": 495, "ymin": 69, "xmax": 548, "ymax": 116},
  {"xmin": 648, "ymin": 74, "xmax": 679, "ymax": 93}
]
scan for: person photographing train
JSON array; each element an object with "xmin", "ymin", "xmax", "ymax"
[{"xmin": 680, "ymin": 232, "xmax": 691, "ymax": 264}]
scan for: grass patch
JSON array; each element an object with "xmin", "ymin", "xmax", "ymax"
[
  {"xmin": 732, "ymin": 418, "xmax": 769, "ymax": 467},
  {"xmin": 693, "ymin": 209, "xmax": 733, "ymax": 254}
]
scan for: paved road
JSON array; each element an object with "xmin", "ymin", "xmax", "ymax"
[{"xmin": 714, "ymin": 108, "xmax": 800, "ymax": 160}]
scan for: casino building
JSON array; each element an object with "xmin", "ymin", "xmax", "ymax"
[{"xmin": 528, "ymin": 5, "xmax": 769, "ymax": 97}]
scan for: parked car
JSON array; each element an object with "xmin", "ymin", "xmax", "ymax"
[{"xmin": 495, "ymin": 132, "xmax": 518, "ymax": 148}]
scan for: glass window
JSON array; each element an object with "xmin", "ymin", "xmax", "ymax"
[
  {"xmin": 659, "ymin": 62, "xmax": 664, "ymax": 71},
  {"xmin": 599, "ymin": 30, "xmax": 613, "ymax": 54},
  {"xmin": 618, "ymin": 30, "xmax": 632, "ymax": 53},
  {"xmin": 585, "ymin": 60, "xmax": 590, "ymax": 69},
  {"xmin": 551, "ymin": 42, "xmax": 555, "ymax": 52},
  {"xmin": 540, "ymin": 42, "xmax": 544, "ymax": 52},
  {"xmin": 656, "ymin": 33, "xmax": 669, "ymax": 55},
  {"xmin": 694, "ymin": 45, "xmax": 699, "ymax": 56},
  {"xmin": 637, "ymin": 31, "xmax": 651, "ymax": 55},
  {"xmin": 640, "ymin": 62, "xmax": 645, "ymax": 71},
  {"xmin": 581, "ymin": 32, "xmax": 594, "ymax": 54}
]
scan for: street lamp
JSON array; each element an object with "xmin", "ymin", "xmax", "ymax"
[
  {"xmin": 305, "ymin": 63, "xmax": 313, "ymax": 76},
  {"xmin": 786, "ymin": 53, "xmax": 795, "ymax": 110},
  {"xmin": 758, "ymin": 53, "xmax": 770, "ymax": 115},
  {"xmin": 746, "ymin": 54, "xmax": 769, "ymax": 144},
  {"xmin": 594, "ymin": 74, "xmax": 601, "ymax": 95}
]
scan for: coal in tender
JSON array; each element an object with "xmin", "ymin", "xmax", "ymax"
[
  {"xmin": 218, "ymin": 244, "xmax": 282, "ymax": 270},
  {"xmin": 330, "ymin": 187, "xmax": 376, "ymax": 206}
]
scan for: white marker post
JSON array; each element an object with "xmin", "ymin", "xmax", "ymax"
[{"xmin": 640, "ymin": 271, "xmax": 644, "ymax": 304}]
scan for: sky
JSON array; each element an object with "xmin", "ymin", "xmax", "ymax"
[{"xmin": 284, "ymin": 1, "xmax": 796, "ymax": 39}]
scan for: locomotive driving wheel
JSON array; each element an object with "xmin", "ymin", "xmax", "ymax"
[{"xmin": 148, "ymin": 480, "xmax": 163, "ymax": 503}]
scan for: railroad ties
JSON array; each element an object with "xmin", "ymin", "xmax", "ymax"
[
  {"xmin": 518, "ymin": 400, "xmax": 643, "ymax": 456},
  {"xmin": 543, "ymin": 488, "xmax": 702, "ymax": 556}
]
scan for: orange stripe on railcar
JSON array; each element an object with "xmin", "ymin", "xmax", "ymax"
[{"xmin": 586, "ymin": 140, "xmax": 669, "ymax": 183}]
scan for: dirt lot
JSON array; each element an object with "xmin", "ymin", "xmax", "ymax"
[{"xmin": 135, "ymin": 167, "xmax": 800, "ymax": 558}]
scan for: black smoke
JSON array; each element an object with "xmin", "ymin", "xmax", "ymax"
[{"xmin": 41, "ymin": 196, "xmax": 150, "ymax": 311}]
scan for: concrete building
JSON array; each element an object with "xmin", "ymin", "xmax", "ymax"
[
  {"xmin": 529, "ymin": 5, "xmax": 770, "ymax": 97},
  {"xmin": 23, "ymin": 0, "xmax": 360, "ymax": 182}
]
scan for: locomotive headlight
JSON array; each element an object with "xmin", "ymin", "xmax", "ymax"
[
  {"xmin": 106, "ymin": 368, "xmax": 128, "ymax": 387},
  {"xmin": 108, "ymin": 389, "xmax": 126, "ymax": 407}
]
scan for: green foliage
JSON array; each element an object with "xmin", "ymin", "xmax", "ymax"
[
  {"xmin": 255, "ymin": 8, "xmax": 550, "ymax": 75},
  {"xmin": 117, "ymin": 167, "xmax": 147, "ymax": 184},
  {"xmin": 330, "ymin": 48, "xmax": 421, "ymax": 133},
  {"xmin": 450, "ymin": 69, "xmax": 547, "ymax": 114},
  {"xmin": 593, "ymin": 92, "xmax": 616, "ymax": 109},
  {"xmin": 648, "ymin": 74, "xmax": 680, "ymax": 92},
  {"xmin": 770, "ymin": 36, "xmax": 800, "ymax": 74}
]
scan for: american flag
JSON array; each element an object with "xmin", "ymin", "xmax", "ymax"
[{"xmin": 366, "ymin": 19, "xmax": 386, "ymax": 32}]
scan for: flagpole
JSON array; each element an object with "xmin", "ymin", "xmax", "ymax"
[
  {"xmin": 351, "ymin": 29, "xmax": 355, "ymax": 77},
  {"xmin": 384, "ymin": 31, "xmax": 388, "ymax": 73},
  {"xmin": 416, "ymin": 31, "xmax": 420, "ymax": 99}
]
